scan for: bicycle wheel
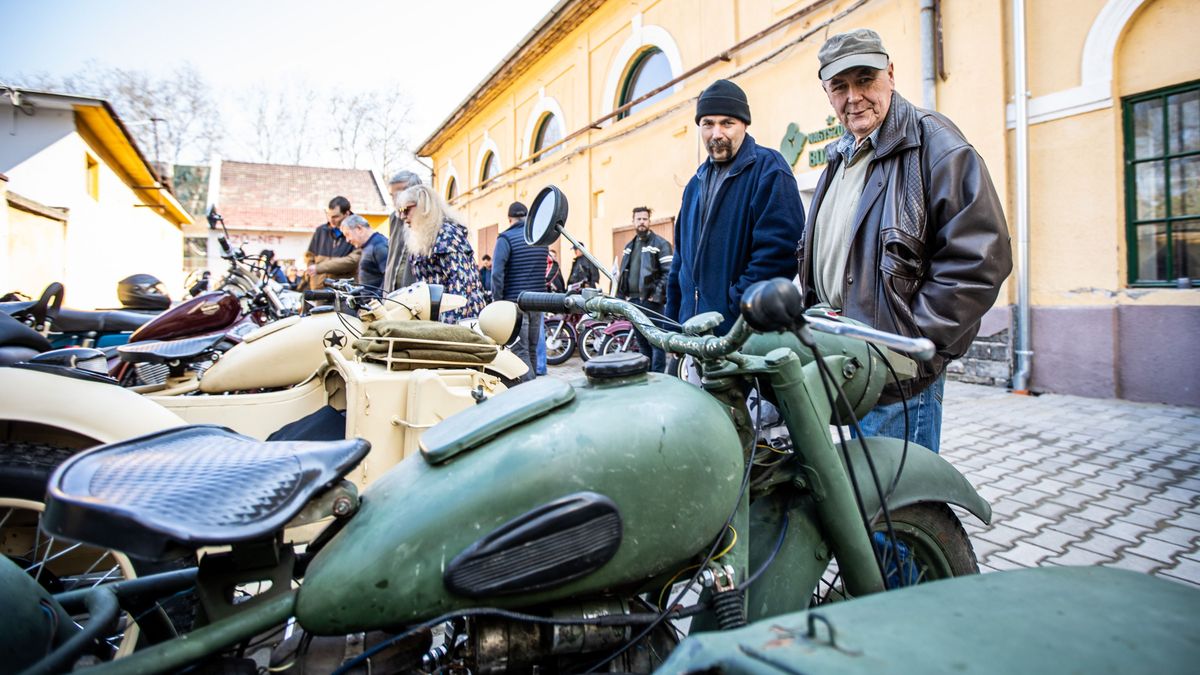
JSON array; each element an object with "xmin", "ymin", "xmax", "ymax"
[{"xmin": 544, "ymin": 317, "xmax": 577, "ymax": 366}]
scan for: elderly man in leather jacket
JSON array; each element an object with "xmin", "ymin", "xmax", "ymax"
[
  {"xmin": 797, "ymin": 29, "xmax": 1012, "ymax": 452},
  {"xmin": 617, "ymin": 206, "xmax": 673, "ymax": 372}
]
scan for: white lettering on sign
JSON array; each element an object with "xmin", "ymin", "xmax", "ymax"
[{"xmin": 229, "ymin": 233, "xmax": 286, "ymax": 247}]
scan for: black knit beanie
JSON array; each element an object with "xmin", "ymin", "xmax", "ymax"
[{"xmin": 695, "ymin": 79, "xmax": 751, "ymax": 125}]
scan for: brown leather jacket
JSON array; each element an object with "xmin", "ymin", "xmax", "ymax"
[{"xmin": 797, "ymin": 92, "xmax": 1012, "ymax": 400}]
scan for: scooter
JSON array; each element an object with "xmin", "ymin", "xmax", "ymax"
[{"xmin": 0, "ymin": 186, "xmax": 999, "ymax": 673}]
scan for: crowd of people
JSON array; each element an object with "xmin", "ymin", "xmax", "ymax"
[{"xmin": 277, "ymin": 29, "xmax": 1011, "ymax": 452}]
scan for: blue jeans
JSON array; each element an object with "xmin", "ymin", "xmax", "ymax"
[
  {"xmin": 853, "ymin": 373, "xmax": 945, "ymax": 453},
  {"xmin": 536, "ymin": 316, "xmax": 547, "ymax": 375},
  {"xmin": 630, "ymin": 298, "xmax": 667, "ymax": 373}
]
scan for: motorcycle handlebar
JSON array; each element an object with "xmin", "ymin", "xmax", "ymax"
[
  {"xmin": 303, "ymin": 290, "xmax": 336, "ymax": 302},
  {"xmin": 516, "ymin": 292, "xmax": 573, "ymax": 314},
  {"xmin": 538, "ymin": 279, "xmax": 935, "ymax": 363}
]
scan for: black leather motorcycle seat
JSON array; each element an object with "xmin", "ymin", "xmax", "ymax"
[
  {"xmin": 42, "ymin": 425, "xmax": 370, "ymax": 561},
  {"xmin": 117, "ymin": 332, "xmax": 225, "ymax": 364},
  {"xmin": 0, "ymin": 312, "xmax": 51, "ymax": 353},
  {"xmin": 54, "ymin": 307, "xmax": 154, "ymax": 333}
]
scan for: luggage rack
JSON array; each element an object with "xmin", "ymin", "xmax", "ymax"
[{"xmin": 354, "ymin": 334, "xmax": 500, "ymax": 371}]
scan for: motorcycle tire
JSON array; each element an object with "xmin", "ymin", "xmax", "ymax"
[
  {"xmin": 577, "ymin": 322, "xmax": 608, "ymax": 362},
  {"xmin": 812, "ymin": 502, "xmax": 978, "ymax": 604},
  {"xmin": 0, "ymin": 441, "xmax": 196, "ymax": 654},
  {"xmin": 600, "ymin": 329, "xmax": 640, "ymax": 355},
  {"xmin": 544, "ymin": 317, "xmax": 577, "ymax": 366}
]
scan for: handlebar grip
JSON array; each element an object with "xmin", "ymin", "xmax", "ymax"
[
  {"xmin": 303, "ymin": 290, "xmax": 336, "ymax": 302},
  {"xmin": 517, "ymin": 292, "xmax": 570, "ymax": 313}
]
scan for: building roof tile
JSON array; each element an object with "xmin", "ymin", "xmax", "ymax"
[{"xmin": 217, "ymin": 160, "xmax": 387, "ymax": 232}]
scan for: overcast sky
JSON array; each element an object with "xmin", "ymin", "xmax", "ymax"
[{"xmin": 0, "ymin": 0, "xmax": 560, "ymax": 166}]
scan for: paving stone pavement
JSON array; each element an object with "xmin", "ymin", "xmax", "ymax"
[
  {"xmin": 940, "ymin": 381, "xmax": 1200, "ymax": 587},
  {"xmin": 546, "ymin": 359, "xmax": 1200, "ymax": 587}
]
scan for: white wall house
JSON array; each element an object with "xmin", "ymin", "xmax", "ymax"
[{"xmin": 0, "ymin": 88, "xmax": 190, "ymax": 309}]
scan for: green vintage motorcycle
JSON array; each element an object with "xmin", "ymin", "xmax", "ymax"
[{"xmin": 3, "ymin": 187, "xmax": 995, "ymax": 673}]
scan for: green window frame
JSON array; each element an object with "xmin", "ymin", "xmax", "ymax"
[
  {"xmin": 532, "ymin": 114, "xmax": 562, "ymax": 163},
  {"xmin": 617, "ymin": 47, "xmax": 672, "ymax": 121},
  {"xmin": 480, "ymin": 151, "xmax": 499, "ymax": 185},
  {"xmin": 1122, "ymin": 79, "xmax": 1200, "ymax": 286}
]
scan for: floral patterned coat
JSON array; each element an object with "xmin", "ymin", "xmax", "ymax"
[{"xmin": 408, "ymin": 219, "xmax": 488, "ymax": 323}]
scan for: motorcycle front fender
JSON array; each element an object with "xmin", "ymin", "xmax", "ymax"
[
  {"xmin": 485, "ymin": 349, "xmax": 529, "ymax": 380},
  {"xmin": 844, "ymin": 436, "xmax": 992, "ymax": 525},
  {"xmin": 744, "ymin": 437, "xmax": 990, "ymax": 623},
  {"xmin": 0, "ymin": 367, "xmax": 185, "ymax": 446}
]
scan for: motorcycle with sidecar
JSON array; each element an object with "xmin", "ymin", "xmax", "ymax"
[
  {"xmin": 0, "ymin": 186, "xmax": 987, "ymax": 671},
  {"xmin": 4, "ymin": 186, "xmax": 1196, "ymax": 674}
]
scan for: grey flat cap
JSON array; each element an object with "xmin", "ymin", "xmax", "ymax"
[{"xmin": 818, "ymin": 29, "xmax": 889, "ymax": 80}]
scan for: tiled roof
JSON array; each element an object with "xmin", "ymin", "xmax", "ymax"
[{"xmin": 218, "ymin": 160, "xmax": 387, "ymax": 232}]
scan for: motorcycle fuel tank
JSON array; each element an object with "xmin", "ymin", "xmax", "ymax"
[
  {"xmin": 129, "ymin": 291, "xmax": 241, "ymax": 342},
  {"xmin": 297, "ymin": 370, "xmax": 745, "ymax": 635},
  {"xmin": 199, "ymin": 311, "xmax": 360, "ymax": 393}
]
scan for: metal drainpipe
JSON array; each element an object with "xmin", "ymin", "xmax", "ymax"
[
  {"xmin": 1011, "ymin": 0, "xmax": 1034, "ymax": 392},
  {"xmin": 920, "ymin": 0, "xmax": 938, "ymax": 110}
]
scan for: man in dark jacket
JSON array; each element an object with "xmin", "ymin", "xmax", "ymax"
[
  {"xmin": 566, "ymin": 246, "xmax": 599, "ymax": 291},
  {"xmin": 492, "ymin": 201, "xmax": 547, "ymax": 381},
  {"xmin": 617, "ymin": 206, "xmax": 673, "ymax": 372},
  {"xmin": 304, "ymin": 196, "xmax": 361, "ymax": 291},
  {"xmin": 479, "ymin": 255, "xmax": 493, "ymax": 301},
  {"xmin": 665, "ymin": 79, "xmax": 806, "ymax": 334},
  {"xmin": 342, "ymin": 214, "xmax": 388, "ymax": 294},
  {"xmin": 798, "ymin": 29, "xmax": 1012, "ymax": 452}
]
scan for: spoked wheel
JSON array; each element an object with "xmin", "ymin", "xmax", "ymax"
[
  {"xmin": 544, "ymin": 317, "xmax": 577, "ymax": 366},
  {"xmin": 577, "ymin": 322, "xmax": 608, "ymax": 361},
  {"xmin": 811, "ymin": 502, "xmax": 978, "ymax": 605},
  {"xmin": 600, "ymin": 329, "xmax": 639, "ymax": 355},
  {"xmin": 0, "ymin": 442, "xmax": 143, "ymax": 657}
]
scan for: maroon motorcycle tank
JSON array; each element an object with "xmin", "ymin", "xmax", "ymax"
[{"xmin": 128, "ymin": 291, "xmax": 242, "ymax": 342}]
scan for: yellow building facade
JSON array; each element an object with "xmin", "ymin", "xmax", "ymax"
[{"xmin": 418, "ymin": 0, "xmax": 1200, "ymax": 406}]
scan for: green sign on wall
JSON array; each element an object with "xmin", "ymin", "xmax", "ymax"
[{"xmin": 780, "ymin": 116, "xmax": 845, "ymax": 169}]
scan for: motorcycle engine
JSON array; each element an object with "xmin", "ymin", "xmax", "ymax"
[{"xmin": 463, "ymin": 599, "xmax": 677, "ymax": 674}]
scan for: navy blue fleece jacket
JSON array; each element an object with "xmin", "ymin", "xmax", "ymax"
[{"xmin": 666, "ymin": 133, "xmax": 806, "ymax": 332}]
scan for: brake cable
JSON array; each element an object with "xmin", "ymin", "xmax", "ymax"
[{"xmin": 801, "ymin": 329, "xmax": 907, "ymax": 589}]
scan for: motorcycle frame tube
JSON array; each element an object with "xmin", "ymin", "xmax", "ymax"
[
  {"xmin": 764, "ymin": 350, "xmax": 886, "ymax": 597},
  {"xmin": 76, "ymin": 591, "xmax": 296, "ymax": 675},
  {"xmin": 745, "ymin": 491, "xmax": 829, "ymax": 621}
]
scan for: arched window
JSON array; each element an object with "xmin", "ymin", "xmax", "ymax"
[
  {"xmin": 618, "ymin": 48, "xmax": 673, "ymax": 120},
  {"xmin": 532, "ymin": 113, "xmax": 563, "ymax": 163},
  {"xmin": 480, "ymin": 151, "xmax": 499, "ymax": 184},
  {"xmin": 445, "ymin": 177, "xmax": 458, "ymax": 201}
]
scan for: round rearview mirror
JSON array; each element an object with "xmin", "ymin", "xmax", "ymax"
[{"xmin": 525, "ymin": 186, "xmax": 568, "ymax": 247}]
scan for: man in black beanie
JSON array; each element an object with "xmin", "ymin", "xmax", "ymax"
[{"xmin": 665, "ymin": 79, "xmax": 805, "ymax": 334}]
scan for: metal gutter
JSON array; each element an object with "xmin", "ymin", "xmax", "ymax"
[
  {"xmin": 920, "ymin": 0, "xmax": 938, "ymax": 109},
  {"xmin": 1011, "ymin": 0, "xmax": 1033, "ymax": 393}
]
